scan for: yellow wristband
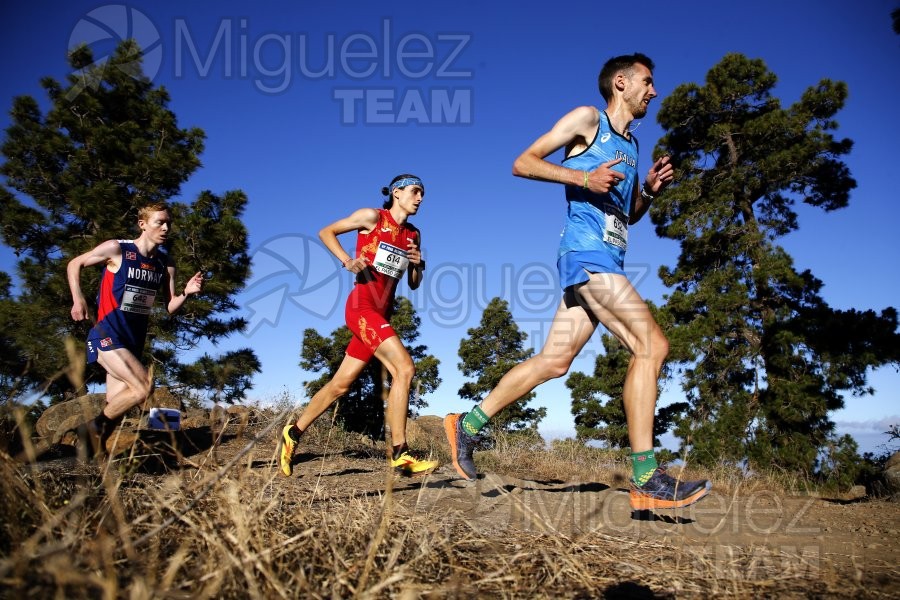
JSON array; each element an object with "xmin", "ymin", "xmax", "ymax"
[{"xmin": 582, "ymin": 170, "xmax": 589, "ymax": 190}]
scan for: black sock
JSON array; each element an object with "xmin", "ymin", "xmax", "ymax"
[
  {"xmin": 94, "ymin": 411, "xmax": 125, "ymax": 452},
  {"xmin": 94, "ymin": 411, "xmax": 115, "ymax": 436},
  {"xmin": 287, "ymin": 425, "xmax": 303, "ymax": 442},
  {"xmin": 392, "ymin": 443, "xmax": 408, "ymax": 460},
  {"xmin": 93, "ymin": 411, "xmax": 122, "ymax": 438}
]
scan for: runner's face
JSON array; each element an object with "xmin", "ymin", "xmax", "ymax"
[
  {"xmin": 394, "ymin": 185, "xmax": 424, "ymax": 215},
  {"xmin": 139, "ymin": 210, "xmax": 172, "ymax": 244},
  {"xmin": 624, "ymin": 63, "xmax": 657, "ymax": 119}
]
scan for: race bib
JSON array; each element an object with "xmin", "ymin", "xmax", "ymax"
[
  {"xmin": 603, "ymin": 214, "xmax": 628, "ymax": 251},
  {"xmin": 373, "ymin": 242, "xmax": 409, "ymax": 279},
  {"xmin": 121, "ymin": 285, "xmax": 157, "ymax": 314}
]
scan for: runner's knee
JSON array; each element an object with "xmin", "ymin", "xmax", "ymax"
[
  {"xmin": 328, "ymin": 378, "xmax": 352, "ymax": 398},
  {"xmin": 651, "ymin": 329, "xmax": 669, "ymax": 363},
  {"xmin": 636, "ymin": 328, "xmax": 669, "ymax": 366},
  {"xmin": 391, "ymin": 355, "xmax": 416, "ymax": 384},
  {"xmin": 136, "ymin": 379, "xmax": 153, "ymax": 401},
  {"xmin": 534, "ymin": 354, "xmax": 573, "ymax": 381}
]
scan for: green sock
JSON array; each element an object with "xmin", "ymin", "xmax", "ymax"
[
  {"xmin": 631, "ymin": 450, "xmax": 658, "ymax": 486},
  {"xmin": 461, "ymin": 406, "xmax": 489, "ymax": 436}
]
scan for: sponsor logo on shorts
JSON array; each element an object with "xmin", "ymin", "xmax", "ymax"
[
  {"xmin": 100, "ymin": 337, "xmax": 113, "ymax": 348},
  {"xmin": 380, "ymin": 323, "xmax": 392, "ymax": 329}
]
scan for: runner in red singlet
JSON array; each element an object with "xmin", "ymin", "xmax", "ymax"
[{"xmin": 279, "ymin": 174, "xmax": 438, "ymax": 478}]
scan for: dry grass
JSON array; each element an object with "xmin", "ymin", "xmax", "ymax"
[{"xmin": 0, "ymin": 408, "xmax": 892, "ymax": 599}]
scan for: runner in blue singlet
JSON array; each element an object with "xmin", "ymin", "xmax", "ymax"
[
  {"xmin": 67, "ymin": 202, "xmax": 204, "ymax": 456},
  {"xmin": 445, "ymin": 53, "xmax": 712, "ymax": 510}
]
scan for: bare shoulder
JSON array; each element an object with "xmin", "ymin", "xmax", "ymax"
[
  {"xmin": 93, "ymin": 239, "xmax": 123, "ymax": 258},
  {"xmin": 351, "ymin": 207, "xmax": 381, "ymax": 225},
  {"xmin": 551, "ymin": 106, "xmax": 601, "ymax": 155},
  {"xmin": 558, "ymin": 105, "xmax": 600, "ymax": 135},
  {"xmin": 70, "ymin": 238, "xmax": 122, "ymax": 269},
  {"xmin": 566, "ymin": 105, "xmax": 600, "ymax": 122},
  {"xmin": 332, "ymin": 207, "xmax": 380, "ymax": 233}
]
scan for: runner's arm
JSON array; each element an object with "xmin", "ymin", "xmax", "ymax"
[
  {"xmin": 320, "ymin": 208, "xmax": 379, "ymax": 274},
  {"xmin": 513, "ymin": 106, "xmax": 624, "ymax": 194},
  {"xmin": 67, "ymin": 239, "xmax": 121, "ymax": 322},
  {"xmin": 166, "ymin": 263, "xmax": 203, "ymax": 314},
  {"xmin": 630, "ymin": 155, "xmax": 674, "ymax": 225},
  {"xmin": 406, "ymin": 229, "xmax": 423, "ymax": 290}
]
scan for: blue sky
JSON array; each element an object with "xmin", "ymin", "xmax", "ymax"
[{"xmin": 1, "ymin": 1, "xmax": 898, "ymax": 455}]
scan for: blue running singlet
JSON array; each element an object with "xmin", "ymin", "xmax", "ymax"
[
  {"xmin": 557, "ymin": 109, "xmax": 639, "ymax": 288},
  {"xmin": 86, "ymin": 241, "xmax": 168, "ymax": 362}
]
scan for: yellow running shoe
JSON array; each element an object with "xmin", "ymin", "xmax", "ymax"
[
  {"xmin": 279, "ymin": 424, "xmax": 299, "ymax": 477},
  {"xmin": 390, "ymin": 446, "xmax": 438, "ymax": 477}
]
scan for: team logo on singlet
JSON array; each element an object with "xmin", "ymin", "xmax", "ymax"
[
  {"xmin": 125, "ymin": 251, "xmax": 137, "ymax": 260},
  {"xmin": 615, "ymin": 149, "xmax": 636, "ymax": 168}
]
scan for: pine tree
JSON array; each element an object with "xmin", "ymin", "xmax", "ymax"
[
  {"xmin": 0, "ymin": 40, "xmax": 258, "ymax": 403},
  {"xmin": 0, "ymin": 273, "xmax": 28, "ymax": 400},
  {"xmin": 299, "ymin": 296, "xmax": 440, "ymax": 439},
  {"xmin": 457, "ymin": 297, "xmax": 546, "ymax": 433},
  {"xmin": 651, "ymin": 53, "xmax": 899, "ymax": 475},
  {"xmin": 173, "ymin": 349, "xmax": 262, "ymax": 407}
]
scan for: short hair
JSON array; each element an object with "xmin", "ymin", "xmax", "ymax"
[
  {"xmin": 598, "ymin": 53, "xmax": 655, "ymax": 102},
  {"xmin": 137, "ymin": 201, "xmax": 171, "ymax": 222}
]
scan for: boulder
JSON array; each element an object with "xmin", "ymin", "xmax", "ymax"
[
  {"xmin": 406, "ymin": 415, "xmax": 446, "ymax": 455},
  {"xmin": 13, "ymin": 387, "xmax": 223, "ymax": 466},
  {"xmin": 34, "ymin": 394, "xmax": 105, "ymax": 442},
  {"xmin": 181, "ymin": 409, "xmax": 210, "ymax": 429},
  {"xmin": 844, "ymin": 485, "xmax": 867, "ymax": 501},
  {"xmin": 35, "ymin": 387, "xmax": 190, "ymax": 450},
  {"xmin": 226, "ymin": 404, "xmax": 253, "ymax": 424},
  {"xmin": 884, "ymin": 451, "xmax": 900, "ymax": 499},
  {"xmin": 144, "ymin": 387, "xmax": 182, "ymax": 410}
]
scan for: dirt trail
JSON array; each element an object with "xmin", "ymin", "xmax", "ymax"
[
  {"xmin": 255, "ymin": 430, "xmax": 898, "ymax": 595},
  {"xmin": 13, "ymin": 417, "xmax": 899, "ymax": 598}
]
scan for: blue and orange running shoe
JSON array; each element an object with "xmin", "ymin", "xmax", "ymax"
[
  {"xmin": 629, "ymin": 467, "xmax": 711, "ymax": 509},
  {"xmin": 443, "ymin": 413, "xmax": 479, "ymax": 481}
]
